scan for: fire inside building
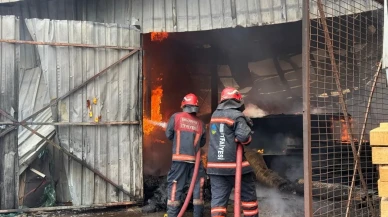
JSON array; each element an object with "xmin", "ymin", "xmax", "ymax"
[
  {"xmin": 141, "ymin": 3, "xmax": 385, "ymax": 217},
  {"xmin": 142, "ymin": 23, "xmax": 305, "ymax": 175},
  {"xmin": 0, "ymin": 0, "xmax": 387, "ymax": 217}
]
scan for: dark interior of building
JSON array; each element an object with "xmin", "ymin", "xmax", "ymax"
[
  {"xmin": 141, "ymin": 20, "xmax": 305, "ymax": 178},
  {"xmin": 141, "ymin": 10, "xmax": 381, "ymax": 193}
]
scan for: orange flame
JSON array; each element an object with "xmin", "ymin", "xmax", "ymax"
[
  {"xmin": 338, "ymin": 119, "xmax": 368, "ymax": 143},
  {"xmin": 340, "ymin": 119, "xmax": 352, "ymax": 142},
  {"xmin": 331, "ymin": 117, "xmax": 353, "ymax": 142},
  {"xmin": 143, "ymin": 86, "xmax": 163, "ymax": 135},
  {"xmin": 151, "ymin": 32, "xmax": 169, "ymax": 42}
]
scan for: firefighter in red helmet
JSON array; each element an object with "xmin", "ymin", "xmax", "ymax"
[
  {"xmin": 207, "ymin": 87, "xmax": 259, "ymax": 217},
  {"xmin": 165, "ymin": 93, "xmax": 207, "ymax": 217}
]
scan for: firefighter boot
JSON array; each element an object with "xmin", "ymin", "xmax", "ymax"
[{"xmin": 193, "ymin": 204, "xmax": 204, "ymax": 217}]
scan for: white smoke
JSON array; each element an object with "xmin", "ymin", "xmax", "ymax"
[
  {"xmin": 311, "ymin": 107, "xmax": 325, "ymax": 114},
  {"xmin": 243, "ymin": 103, "xmax": 267, "ymax": 118},
  {"xmin": 267, "ymin": 190, "xmax": 287, "ymax": 217},
  {"xmin": 254, "ymin": 186, "xmax": 287, "ymax": 217}
]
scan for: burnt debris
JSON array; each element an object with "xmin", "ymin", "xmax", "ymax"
[{"xmin": 142, "ymin": 175, "xmax": 212, "ymax": 213}]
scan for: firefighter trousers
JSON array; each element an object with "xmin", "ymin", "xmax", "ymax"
[
  {"xmin": 209, "ymin": 172, "xmax": 259, "ymax": 217},
  {"xmin": 167, "ymin": 161, "xmax": 206, "ymax": 217}
]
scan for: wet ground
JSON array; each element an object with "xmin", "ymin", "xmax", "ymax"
[
  {"xmin": 23, "ymin": 187, "xmax": 305, "ymax": 217},
  {"xmin": 18, "ymin": 185, "xmax": 373, "ymax": 217}
]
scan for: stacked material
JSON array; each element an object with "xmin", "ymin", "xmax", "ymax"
[{"xmin": 370, "ymin": 123, "xmax": 388, "ymax": 216}]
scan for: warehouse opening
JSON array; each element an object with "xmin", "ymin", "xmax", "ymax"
[
  {"xmin": 141, "ymin": 5, "xmax": 385, "ymax": 215},
  {"xmin": 141, "ymin": 22, "xmax": 305, "ymax": 177}
]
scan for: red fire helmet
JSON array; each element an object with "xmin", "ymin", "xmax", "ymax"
[
  {"xmin": 220, "ymin": 87, "xmax": 242, "ymax": 103},
  {"xmin": 181, "ymin": 93, "xmax": 199, "ymax": 108}
]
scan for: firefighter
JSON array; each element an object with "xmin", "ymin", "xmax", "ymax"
[
  {"xmin": 165, "ymin": 93, "xmax": 207, "ymax": 217},
  {"xmin": 207, "ymin": 87, "xmax": 259, "ymax": 217}
]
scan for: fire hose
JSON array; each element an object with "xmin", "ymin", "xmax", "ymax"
[
  {"xmin": 234, "ymin": 143, "xmax": 243, "ymax": 217},
  {"xmin": 177, "ymin": 150, "xmax": 201, "ymax": 217},
  {"xmin": 176, "ymin": 144, "xmax": 243, "ymax": 217},
  {"xmin": 233, "ymin": 118, "xmax": 253, "ymax": 217},
  {"xmin": 176, "ymin": 120, "xmax": 250, "ymax": 217}
]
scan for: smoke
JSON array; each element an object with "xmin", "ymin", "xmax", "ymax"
[
  {"xmin": 254, "ymin": 185, "xmax": 305, "ymax": 217},
  {"xmin": 243, "ymin": 103, "xmax": 268, "ymax": 118},
  {"xmin": 242, "ymin": 103, "xmax": 326, "ymax": 116},
  {"xmin": 268, "ymin": 134, "xmax": 304, "ymax": 181},
  {"xmin": 285, "ymin": 103, "xmax": 327, "ymax": 115},
  {"xmin": 284, "ymin": 158, "xmax": 304, "ymax": 181},
  {"xmin": 270, "ymin": 155, "xmax": 304, "ymax": 182},
  {"xmin": 275, "ymin": 133, "xmax": 302, "ymax": 150},
  {"xmin": 263, "ymin": 188, "xmax": 287, "ymax": 216},
  {"xmin": 311, "ymin": 107, "xmax": 325, "ymax": 114}
]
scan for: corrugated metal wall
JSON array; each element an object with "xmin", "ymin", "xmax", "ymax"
[
  {"xmin": 0, "ymin": 0, "xmax": 381, "ymax": 34},
  {"xmin": 18, "ymin": 65, "xmax": 54, "ymax": 175},
  {"xmin": 24, "ymin": 18, "xmax": 143, "ymax": 205},
  {"xmin": 0, "ymin": 15, "xmax": 19, "ymax": 209}
]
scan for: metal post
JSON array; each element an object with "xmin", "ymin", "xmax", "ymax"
[
  {"xmin": 138, "ymin": 48, "xmax": 144, "ymax": 196},
  {"xmin": 302, "ymin": 0, "xmax": 313, "ymax": 216},
  {"xmin": 211, "ymin": 65, "xmax": 218, "ymax": 112}
]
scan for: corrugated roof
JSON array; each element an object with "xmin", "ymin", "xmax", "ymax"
[
  {"xmin": 140, "ymin": 0, "xmax": 381, "ymax": 33},
  {"xmin": 0, "ymin": 0, "xmax": 382, "ymax": 33}
]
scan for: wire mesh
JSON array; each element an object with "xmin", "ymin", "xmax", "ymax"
[{"xmin": 308, "ymin": 0, "xmax": 385, "ymax": 216}]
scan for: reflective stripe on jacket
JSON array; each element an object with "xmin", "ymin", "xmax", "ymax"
[
  {"xmin": 166, "ymin": 112, "xmax": 206, "ymax": 162},
  {"xmin": 207, "ymin": 102, "xmax": 253, "ymax": 175}
]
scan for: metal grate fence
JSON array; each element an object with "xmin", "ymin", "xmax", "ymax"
[{"xmin": 304, "ymin": 0, "xmax": 386, "ymax": 216}]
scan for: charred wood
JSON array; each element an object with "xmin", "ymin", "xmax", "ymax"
[
  {"xmin": 143, "ymin": 175, "xmax": 166, "ymax": 202},
  {"xmin": 142, "ymin": 175, "xmax": 168, "ymax": 213}
]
